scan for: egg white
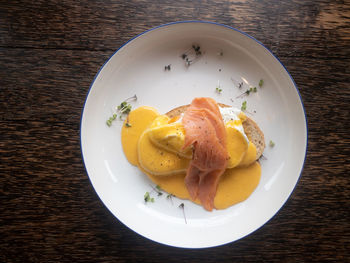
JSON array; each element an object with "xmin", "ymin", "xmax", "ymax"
[
  {"xmin": 173, "ymin": 106, "xmax": 248, "ymax": 142},
  {"xmin": 219, "ymin": 107, "xmax": 248, "ymax": 142}
]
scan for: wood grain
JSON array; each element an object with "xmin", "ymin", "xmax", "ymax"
[
  {"xmin": 1, "ymin": 0, "xmax": 349, "ymax": 58},
  {"xmin": 1, "ymin": 0, "xmax": 349, "ymax": 262}
]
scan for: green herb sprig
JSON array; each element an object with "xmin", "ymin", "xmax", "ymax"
[
  {"xmin": 235, "ymin": 79, "xmax": 263, "ymax": 98},
  {"xmin": 117, "ymin": 102, "xmax": 132, "ymax": 115},
  {"xmin": 192, "ymin": 44, "xmax": 202, "ymax": 56},
  {"xmin": 166, "ymin": 193, "xmax": 174, "ymax": 205},
  {"xmin": 231, "ymin": 77, "xmax": 243, "ymax": 89},
  {"xmin": 106, "ymin": 95, "xmax": 137, "ymax": 127},
  {"xmin": 181, "ymin": 44, "xmax": 203, "ymax": 67},
  {"xmin": 259, "ymin": 79, "xmax": 264, "ymax": 87},
  {"xmin": 150, "ymin": 184, "xmax": 163, "ymax": 196},
  {"xmin": 144, "ymin": 192, "xmax": 154, "ymax": 203},
  {"xmin": 236, "ymin": 87, "xmax": 257, "ymax": 98},
  {"xmin": 241, "ymin": 101, "xmax": 247, "ymax": 111},
  {"xmin": 106, "ymin": 114, "xmax": 117, "ymax": 127},
  {"xmin": 143, "ymin": 187, "xmax": 187, "ymax": 224}
]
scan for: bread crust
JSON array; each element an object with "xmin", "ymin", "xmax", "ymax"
[{"xmin": 165, "ymin": 103, "xmax": 265, "ymax": 160}]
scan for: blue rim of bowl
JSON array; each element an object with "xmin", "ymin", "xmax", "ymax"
[{"xmin": 80, "ymin": 20, "xmax": 308, "ymax": 248}]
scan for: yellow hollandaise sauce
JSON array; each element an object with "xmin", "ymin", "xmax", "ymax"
[
  {"xmin": 121, "ymin": 106, "xmax": 261, "ymax": 210},
  {"xmin": 121, "ymin": 106, "xmax": 159, "ymax": 165}
]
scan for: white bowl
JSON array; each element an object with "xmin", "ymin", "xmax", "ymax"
[{"xmin": 81, "ymin": 21, "xmax": 307, "ymax": 248}]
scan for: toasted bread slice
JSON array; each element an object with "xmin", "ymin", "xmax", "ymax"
[{"xmin": 166, "ymin": 103, "xmax": 265, "ymax": 160}]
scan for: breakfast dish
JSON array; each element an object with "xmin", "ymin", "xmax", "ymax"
[
  {"xmin": 121, "ymin": 97, "xmax": 265, "ymax": 211},
  {"xmin": 81, "ymin": 22, "xmax": 307, "ymax": 248}
]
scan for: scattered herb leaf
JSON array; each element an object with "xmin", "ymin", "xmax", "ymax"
[
  {"xmin": 164, "ymin": 64, "xmax": 171, "ymax": 71},
  {"xmin": 149, "ymin": 184, "xmax": 163, "ymax": 196},
  {"xmin": 144, "ymin": 192, "xmax": 154, "ymax": 203},
  {"xmin": 106, "ymin": 95, "xmax": 137, "ymax": 127},
  {"xmin": 192, "ymin": 44, "xmax": 201, "ymax": 55},
  {"xmin": 236, "ymin": 87, "xmax": 257, "ymax": 98},
  {"xmin": 216, "ymin": 87, "xmax": 222, "ymax": 93},
  {"xmin": 125, "ymin": 122, "xmax": 132, "ymax": 127},
  {"xmin": 231, "ymin": 77, "xmax": 244, "ymax": 89},
  {"xmin": 181, "ymin": 44, "xmax": 203, "ymax": 67},
  {"xmin": 166, "ymin": 193, "xmax": 174, "ymax": 205},
  {"xmin": 259, "ymin": 79, "xmax": 264, "ymax": 87},
  {"xmin": 241, "ymin": 101, "xmax": 247, "ymax": 111},
  {"xmin": 269, "ymin": 140, "xmax": 275, "ymax": 147}
]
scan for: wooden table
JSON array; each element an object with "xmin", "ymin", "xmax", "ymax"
[{"xmin": 1, "ymin": 1, "xmax": 349, "ymax": 262}]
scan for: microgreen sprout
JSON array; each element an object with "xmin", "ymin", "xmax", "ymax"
[
  {"xmin": 126, "ymin": 94, "xmax": 137, "ymax": 102},
  {"xmin": 192, "ymin": 44, "xmax": 202, "ymax": 56},
  {"xmin": 241, "ymin": 101, "xmax": 247, "ymax": 111},
  {"xmin": 236, "ymin": 87, "xmax": 257, "ymax": 98},
  {"xmin": 144, "ymin": 192, "xmax": 154, "ymax": 203},
  {"xmin": 181, "ymin": 44, "xmax": 203, "ymax": 67},
  {"xmin": 106, "ymin": 95, "xmax": 137, "ymax": 127},
  {"xmin": 106, "ymin": 113, "xmax": 117, "ymax": 126},
  {"xmin": 178, "ymin": 203, "xmax": 187, "ymax": 224},
  {"xmin": 259, "ymin": 79, "xmax": 264, "ymax": 88},
  {"xmin": 150, "ymin": 184, "xmax": 163, "ymax": 196},
  {"xmin": 231, "ymin": 77, "xmax": 244, "ymax": 89},
  {"xmin": 117, "ymin": 102, "xmax": 132, "ymax": 114},
  {"xmin": 166, "ymin": 193, "xmax": 174, "ymax": 205},
  {"xmin": 215, "ymin": 80, "xmax": 223, "ymax": 93}
]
